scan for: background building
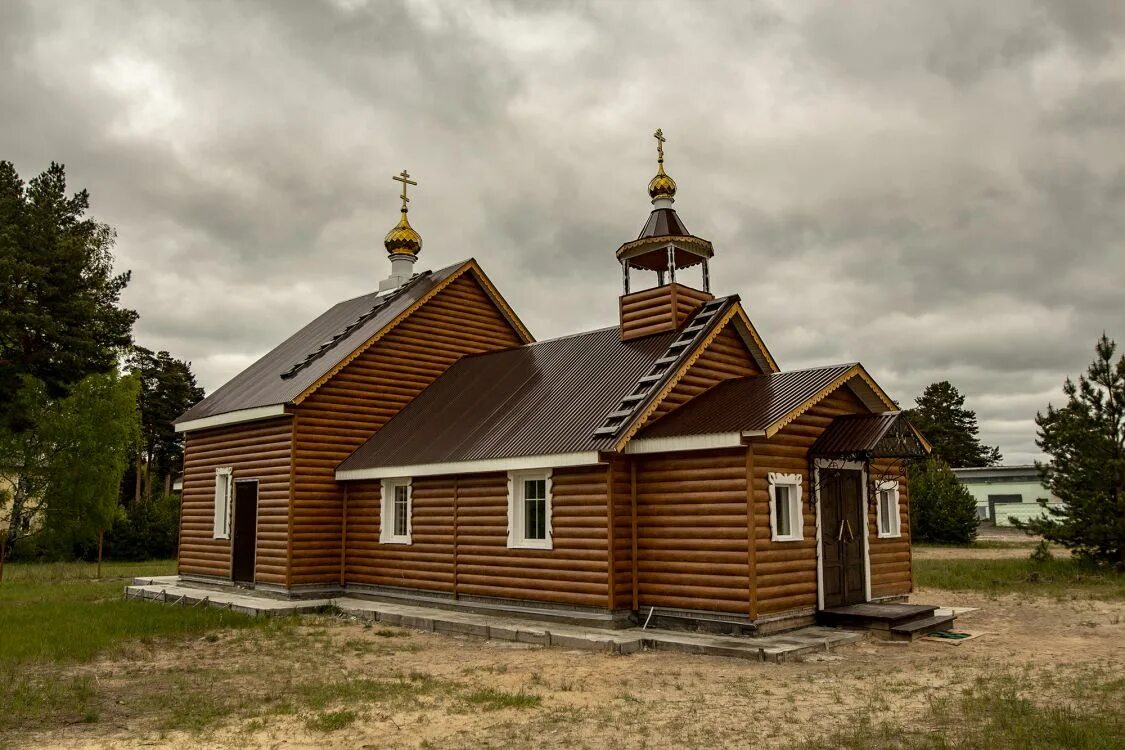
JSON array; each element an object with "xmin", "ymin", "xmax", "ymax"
[{"xmin": 953, "ymin": 466, "xmax": 1061, "ymax": 527}]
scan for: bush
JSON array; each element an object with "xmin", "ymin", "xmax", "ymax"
[
  {"xmin": 909, "ymin": 458, "xmax": 979, "ymax": 544},
  {"xmin": 101, "ymin": 494, "xmax": 180, "ymax": 561}
]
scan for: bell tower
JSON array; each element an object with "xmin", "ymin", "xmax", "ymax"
[
  {"xmin": 617, "ymin": 129, "xmax": 715, "ymax": 340},
  {"xmin": 380, "ymin": 169, "xmax": 423, "ymax": 292}
]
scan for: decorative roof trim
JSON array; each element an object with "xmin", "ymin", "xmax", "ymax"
[
  {"xmin": 615, "ymin": 233, "xmax": 714, "ymax": 261},
  {"xmin": 762, "ymin": 365, "xmax": 897, "ymax": 438},
  {"xmin": 174, "ymin": 404, "xmax": 289, "ymax": 434},
  {"xmin": 730, "ymin": 305, "xmax": 779, "ymax": 374},
  {"xmin": 335, "ymin": 451, "xmax": 603, "ymax": 481},
  {"xmin": 292, "ymin": 259, "xmax": 533, "ymax": 406}
]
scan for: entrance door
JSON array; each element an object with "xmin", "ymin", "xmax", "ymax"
[
  {"xmin": 820, "ymin": 469, "xmax": 866, "ymax": 608},
  {"xmin": 231, "ymin": 481, "xmax": 258, "ymax": 584}
]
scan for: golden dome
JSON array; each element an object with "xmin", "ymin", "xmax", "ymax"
[
  {"xmin": 384, "ymin": 210, "xmax": 422, "ymax": 256},
  {"xmin": 648, "ymin": 128, "xmax": 676, "ymax": 202},
  {"xmin": 384, "ymin": 169, "xmax": 422, "ymax": 257}
]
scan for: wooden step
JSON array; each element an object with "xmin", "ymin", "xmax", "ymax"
[
  {"xmin": 817, "ymin": 603, "xmax": 937, "ymax": 630},
  {"xmin": 889, "ymin": 614, "xmax": 956, "ymax": 641}
]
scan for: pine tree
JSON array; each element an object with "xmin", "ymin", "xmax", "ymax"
[
  {"xmin": 1019, "ymin": 335, "xmax": 1125, "ymax": 567},
  {"xmin": 906, "ymin": 381, "xmax": 1002, "ymax": 468},
  {"xmin": 0, "ymin": 161, "xmax": 137, "ymax": 432},
  {"xmin": 908, "ymin": 457, "xmax": 979, "ymax": 544}
]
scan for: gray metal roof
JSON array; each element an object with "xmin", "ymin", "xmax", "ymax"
[
  {"xmin": 336, "ymin": 326, "xmax": 678, "ymax": 471},
  {"xmin": 176, "ymin": 261, "xmax": 467, "ymax": 424},
  {"xmin": 637, "ymin": 364, "xmax": 860, "ymax": 438}
]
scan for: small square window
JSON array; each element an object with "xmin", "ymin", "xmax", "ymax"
[
  {"xmin": 380, "ymin": 478, "xmax": 412, "ymax": 545},
  {"xmin": 768, "ymin": 473, "xmax": 803, "ymax": 542},
  {"xmin": 877, "ymin": 482, "xmax": 901, "ymax": 538},
  {"xmin": 508, "ymin": 470, "xmax": 552, "ymax": 549}
]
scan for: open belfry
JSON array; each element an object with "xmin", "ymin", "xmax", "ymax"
[{"xmin": 174, "ymin": 131, "xmax": 931, "ymax": 633}]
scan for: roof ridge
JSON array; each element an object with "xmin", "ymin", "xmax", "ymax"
[{"xmin": 772, "ymin": 362, "xmax": 859, "ymax": 375}]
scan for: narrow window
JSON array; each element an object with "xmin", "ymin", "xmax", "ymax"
[
  {"xmin": 213, "ymin": 467, "xmax": 233, "ymax": 540},
  {"xmin": 507, "ymin": 470, "xmax": 552, "ymax": 549},
  {"xmin": 380, "ymin": 478, "xmax": 412, "ymax": 544},
  {"xmin": 877, "ymin": 482, "xmax": 901, "ymax": 538},
  {"xmin": 768, "ymin": 473, "xmax": 803, "ymax": 542}
]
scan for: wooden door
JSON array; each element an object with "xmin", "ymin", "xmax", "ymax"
[
  {"xmin": 820, "ymin": 469, "xmax": 866, "ymax": 608},
  {"xmin": 231, "ymin": 481, "xmax": 258, "ymax": 584}
]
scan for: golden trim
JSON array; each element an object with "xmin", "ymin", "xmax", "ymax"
[
  {"xmin": 616, "ymin": 234, "xmax": 713, "ymax": 261},
  {"xmin": 761, "ymin": 364, "xmax": 898, "ymax": 438},
  {"xmin": 730, "ymin": 306, "xmax": 779, "ymax": 374},
  {"xmin": 291, "ymin": 260, "xmax": 533, "ymax": 406}
]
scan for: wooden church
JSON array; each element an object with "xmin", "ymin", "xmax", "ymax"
[{"xmin": 175, "ymin": 132, "xmax": 929, "ymax": 633}]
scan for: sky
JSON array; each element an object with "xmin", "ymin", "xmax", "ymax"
[{"xmin": 2, "ymin": 1, "xmax": 1122, "ymax": 464}]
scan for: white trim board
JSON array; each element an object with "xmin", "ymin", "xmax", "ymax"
[
  {"xmin": 336, "ymin": 452, "xmax": 603, "ymax": 481},
  {"xmin": 175, "ymin": 404, "xmax": 288, "ymax": 433},
  {"xmin": 625, "ymin": 430, "xmax": 764, "ymax": 455}
]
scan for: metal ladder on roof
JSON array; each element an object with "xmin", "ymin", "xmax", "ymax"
[{"xmin": 592, "ymin": 297, "xmax": 727, "ymax": 438}]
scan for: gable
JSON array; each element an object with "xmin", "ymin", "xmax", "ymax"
[
  {"xmin": 175, "ymin": 259, "xmax": 531, "ymax": 431},
  {"xmin": 643, "ymin": 321, "xmax": 762, "ymax": 426}
]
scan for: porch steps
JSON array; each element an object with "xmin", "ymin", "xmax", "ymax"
[{"xmin": 817, "ymin": 603, "xmax": 954, "ymax": 642}]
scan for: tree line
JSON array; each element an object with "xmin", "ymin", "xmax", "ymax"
[{"xmin": 0, "ymin": 161, "xmax": 203, "ymax": 565}]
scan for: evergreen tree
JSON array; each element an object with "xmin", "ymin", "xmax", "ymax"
[
  {"xmin": 124, "ymin": 346, "xmax": 205, "ymax": 501},
  {"xmin": 0, "ymin": 161, "xmax": 137, "ymax": 432},
  {"xmin": 909, "ymin": 457, "xmax": 979, "ymax": 544},
  {"xmin": 1018, "ymin": 335, "xmax": 1125, "ymax": 567},
  {"xmin": 906, "ymin": 381, "xmax": 1002, "ymax": 468}
]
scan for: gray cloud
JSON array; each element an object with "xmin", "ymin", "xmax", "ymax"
[{"xmin": 2, "ymin": 0, "xmax": 1122, "ymax": 464}]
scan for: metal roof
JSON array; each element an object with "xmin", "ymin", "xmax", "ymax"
[
  {"xmin": 336, "ymin": 326, "xmax": 678, "ymax": 472},
  {"xmin": 810, "ymin": 412, "xmax": 929, "ymax": 459},
  {"xmin": 637, "ymin": 207, "xmax": 691, "ymax": 240},
  {"xmin": 637, "ymin": 364, "xmax": 862, "ymax": 438},
  {"xmin": 176, "ymin": 261, "xmax": 468, "ymax": 424}
]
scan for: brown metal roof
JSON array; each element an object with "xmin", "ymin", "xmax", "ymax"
[
  {"xmin": 811, "ymin": 412, "xmax": 930, "ymax": 459},
  {"xmin": 637, "ymin": 208, "xmax": 691, "ymax": 240},
  {"xmin": 337, "ymin": 326, "xmax": 678, "ymax": 471},
  {"xmin": 176, "ymin": 260, "xmax": 469, "ymax": 424},
  {"xmin": 637, "ymin": 364, "xmax": 860, "ymax": 438}
]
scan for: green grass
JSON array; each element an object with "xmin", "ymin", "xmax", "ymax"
[
  {"xmin": 0, "ymin": 560, "xmax": 274, "ymax": 737},
  {"xmin": 306, "ymin": 709, "xmax": 357, "ymax": 732},
  {"xmin": 462, "ymin": 688, "xmax": 542, "ymax": 711},
  {"xmin": 804, "ymin": 666, "xmax": 1125, "ymax": 749},
  {"xmin": 915, "ymin": 556, "xmax": 1125, "ymax": 599},
  {"xmin": 913, "ymin": 539, "xmax": 1040, "ymax": 549}
]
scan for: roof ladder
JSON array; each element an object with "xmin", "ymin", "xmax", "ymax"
[{"xmin": 591, "ymin": 297, "xmax": 730, "ymax": 439}]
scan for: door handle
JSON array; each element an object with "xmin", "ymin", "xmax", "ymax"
[
  {"xmin": 837, "ymin": 519, "xmax": 846, "ymax": 541},
  {"xmin": 845, "ymin": 519, "xmax": 856, "ymax": 542}
]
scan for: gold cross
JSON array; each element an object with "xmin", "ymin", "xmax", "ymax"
[
  {"xmin": 392, "ymin": 169, "xmax": 417, "ymax": 210},
  {"xmin": 653, "ymin": 128, "xmax": 666, "ymax": 164}
]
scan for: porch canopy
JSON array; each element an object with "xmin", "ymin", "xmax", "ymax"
[{"xmin": 810, "ymin": 412, "xmax": 930, "ymax": 461}]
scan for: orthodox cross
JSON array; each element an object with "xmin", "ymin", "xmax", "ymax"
[
  {"xmin": 392, "ymin": 169, "xmax": 417, "ymax": 211},
  {"xmin": 653, "ymin": 128, "xmax": 666, "ymax": 164}
]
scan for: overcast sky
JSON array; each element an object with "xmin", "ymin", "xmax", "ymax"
[{"xmin": 2, "ymin": 1, "xmax": 1123, "ymax": 464}]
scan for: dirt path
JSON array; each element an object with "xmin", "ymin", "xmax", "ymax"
[{"xmin": 22, "ymin": 585, "xmax": 1124, "ymax": 750}]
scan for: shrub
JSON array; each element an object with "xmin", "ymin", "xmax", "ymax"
[
  {"xmin": 909, "ymin": 458, "xmax": 979, "ymax": 544},
  {"xmin": 101, "ymin": 494, "xmax": 180, "ymax": 561}
]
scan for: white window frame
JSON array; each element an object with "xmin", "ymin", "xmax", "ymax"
[
  {"xmin": 876, "ymin": 480, "xmax": 902, "ymax": 539},
  {"xmin": 379, "ymin": 478, "xmax": 413, "ymax": 545},
  {"xmin": 213, "ymin": 467, "xmax": 233, "ymax": 540},
  {"xmin": 768, "ymin": 472, "xmax": 804, "ymax": 542},
  {"xmin": 507, "ymin": 469, "xmax": 553, "ymax": 550}
]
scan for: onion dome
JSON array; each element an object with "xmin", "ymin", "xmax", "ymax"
[
  {"xmin": 647, "ymin": 128, "xmax": 677, "ymax": 203},
  {"xmin": 384, "ymin": 170, "xmax": 422, "ymax": 257}
]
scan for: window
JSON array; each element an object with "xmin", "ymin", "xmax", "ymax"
[
  {"xmin": 768, "ymin": 473, "xmax": 803, "ymax": 542},
  {"xmin": 213, "ymin": 467, "xmax": 233, "ymax": 539},
  {"xmin": 877, "ymin": 481, "xmax": 901, "ymax": 538},
  {"xmin": 507, "ymin": 470, "xmax": 552, "ymax": 549},
  {"xmin": 380, "ymin": 478, "xmax": 412, "ymax": 544}
]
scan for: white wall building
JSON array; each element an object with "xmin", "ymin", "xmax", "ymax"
[{"xmin": 952, "ymin": 465, "xmax": 1062, "ymax": 527}]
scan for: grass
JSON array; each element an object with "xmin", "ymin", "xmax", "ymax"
[
  {"xmin": 0, "ymin": 560, "xmax": 274, "ymax": 737},
  {"xmin": 804, "ymin": 666, "xmax": 1125, "ymax": 749},
  {"xmin": 462, "ymin": 688, "xmax": 542, "ymax": 711},
  {"xmin": 913, "ymin": 539, "xmax": 1040, "ymax": 549},
  {"xmin": 915, "ymin": 556, "xmax": 1125, "ymax": 599}
]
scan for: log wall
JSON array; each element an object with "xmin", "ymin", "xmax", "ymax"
[
  {"xmin": 344, "ymin": 465, "xmax": 612, "ymax": 608},
  {"xmin": 633, "ymin": 449, "xmax": 750, "ymax": 614},
  {"xmin": 619, "ymin": 283, "xmax": 712, "ymax": 341},
  {"xmin": 749, "ymin": 386, "xmax": 869, "ymax": 615},
  {"xmin": 291, "ymin": 272, "xmax": 526, "ymax": 586},
  {"xmin": 645, "ymin": 323, "xmax": 761, "ymax": 425},
  {"xmin": 868, "ymin": 458, "xmax": 913, "ymax": 598},
  {"xmin": 178, "ymin": 417, "xmax": 293, "ymax": 585}
]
